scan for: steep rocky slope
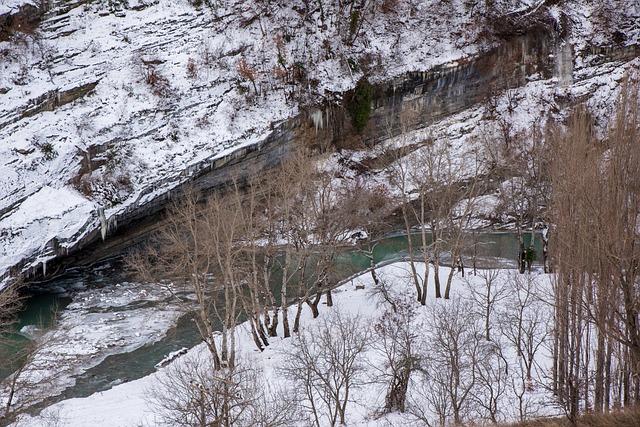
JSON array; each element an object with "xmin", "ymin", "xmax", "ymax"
[{"xmin": 1, "ymin": 0, "xmax": 639, "ymax": 288}]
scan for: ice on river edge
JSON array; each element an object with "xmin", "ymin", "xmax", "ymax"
[
  {"xmin": 13, "ymin": 263, "xmax": 562, "ymax": 427},
  {"xmin": 2, "ymin": 280, "xmax": 180, "ymax": 415}
]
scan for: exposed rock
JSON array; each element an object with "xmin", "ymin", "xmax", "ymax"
[{"xmin": 0, "ymin": 3, "xmax": 43, "ymax": 42}]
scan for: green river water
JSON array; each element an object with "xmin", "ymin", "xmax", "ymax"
[{"xmin": 0, "ymin": 230, "xmax": 542, "ymax": 403}]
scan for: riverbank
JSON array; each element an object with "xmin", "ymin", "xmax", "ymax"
[
  {"xmin": 1, "ymin": 264, "xmax": 182, "ymax": 418},
  {"xmin": 13, "ymin": 261, "xmax": 561, "ymax": 426},
  {"xmin": 2, "ymin": 228, "xmax": 543, "ymax": 423}
]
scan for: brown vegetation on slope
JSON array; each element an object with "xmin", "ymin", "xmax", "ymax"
[{"xmin": 502, "ymin": 405, "xmax": 640, "ymax": 427}]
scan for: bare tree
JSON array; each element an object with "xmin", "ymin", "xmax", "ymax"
[
  {"xmin": 1, "ymin": 299, "xmax": 63, "ymax": 425},
  {"xmin": 341, "ymin": 178, "xmax": 394, "ymax": 289},
  {"xmin": 472, "ymin": 339, "xmax": 509, "ymax": 424},
  {"xmin": 494, "ymin": 122, "xmax": 552, "ymax": 274},
  {"xmin": 416, "ymin": 140, "xmax": 483, "ymax": 300},
  {"xmin": 280, "ymin": 310, "xmax": 371, "ymax": 426},
  {"xmin": 267, "ymin": 149, "xmax": 313, "ymax": 338},
  {"xmin": 0, "ymin": 280, "xmax": 23, "ymax": 337},
  {"xmin": 549, "ymin": 77, "xmax": 640, "ymax": 419},
  {"xmin": 1, "ymin": 281, "xmax": 26, "ymax": 424},
  {"xmin": 371, "ymin": 294, "xmax": 423, "ymax": 414},
  {"xmin": 464, "ymin": 267, "xmax": 509, "ymax": 341},
  {"xmin": 499, "ymin": 272, "xmax": 549, "ymax": 383},
  {"xmin": 150, "ymin": 350, "xmax": 301, "ymax": 427},
  {"xmin": 387, "ymin": 136, "xmax": 483, "ymax": 303},
  {"xmin": 306, "ymin": 168, "xmax": 354, "ymax": 315},
  {"xmin": 386, "ymin": 144, "xmax": 429, "ymax": 303},
  {"xmin": 410, "ymin": 299, "xmax": 481, "ymax": 426},
  {"xmin": 130, "ymin": 178, "xmax": 264, "ymax": 370}
]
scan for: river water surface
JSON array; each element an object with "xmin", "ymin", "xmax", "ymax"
[{"xmin": 2, "ymin": 230, "xmax": 541, "ymax": 407}]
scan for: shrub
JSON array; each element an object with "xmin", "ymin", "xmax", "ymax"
[
  {"xmin": 347, "ymin": 77, "xmax": 373, "ymax": 134},
  {"xmin": 186, "ymin": 57, "xmax": 197, "ymax": 78},
  {"xmin": 33, "ymin": 139, "xmax": 57, "ymax": 160},
  {"xmin": 143, "ymin": 65, "xmax": 171, "ymax": 97}
]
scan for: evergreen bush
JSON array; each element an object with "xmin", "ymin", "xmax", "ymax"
[{"xmin": 348, "ymin": 77, "xmax": 373, "ymax": 134}]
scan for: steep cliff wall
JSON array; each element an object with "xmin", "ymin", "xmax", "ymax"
[{"xmin": 17, "ymin": 30, "xmax": 639, "ymax": 283}]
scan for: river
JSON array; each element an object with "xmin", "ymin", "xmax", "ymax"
[{"xmin": 1, "ymin": 230, "xmax": 541, "ymax": 408}]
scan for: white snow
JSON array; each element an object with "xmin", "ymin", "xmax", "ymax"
[
  {"xmin": 0, "ymin": 1, "xmax": 34, "ymax": 15},
  {"xmin": 0, "ymin": 0, "xmax": 639, "ymax": 290},
  {"xmin": 0, "ymin": 186, "xmax": 94, "ymax": 273},
  {"xmin": 14, "ymin": 263, "xmax": 560, "ymax": 427}
]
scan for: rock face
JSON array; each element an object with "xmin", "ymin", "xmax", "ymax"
[
  {"xmin": 1, "ymin": 80, "xmax": 100, "ymax": 130},
  {"xmin": 1, "ymin": 0, "xmax": 639, "ymax": 287},
  {"xmin": 0, "ymin": 2, "xmax": 43, "ymax": 43},
  {"xmin": 24, "ymin": 30, "xmax": 640, "ymax": 282}
]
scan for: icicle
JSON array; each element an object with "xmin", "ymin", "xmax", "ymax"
[
  {"xmin": 98, "ymin": 207, "xmax": 107, "ymax": 241},
  {"xmin": 555, "ymin": 42, "xmax": 574, "ymax": 88},
  {"xmin": 109, "ymin": 216, "xmax": 117, "ymax": 234},
  {"xmin": 311, "ymin": 110, "xmax": 323, "ymax": 133},
  {"xmin": 42, "ymin": 259, "xmax": 47, "ymax": 277}
]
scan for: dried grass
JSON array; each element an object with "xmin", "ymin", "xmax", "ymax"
[{"xmin": 500, "ymin": 406, "xmax": 640, "ymax": 427}]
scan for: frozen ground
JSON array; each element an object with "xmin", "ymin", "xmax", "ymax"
[{"xmin": 13, "ymin": 262, "xmax": 561, "ymax": 426}]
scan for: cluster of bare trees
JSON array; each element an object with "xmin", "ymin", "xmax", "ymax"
[
  {"xmin": 281, "ymin": 310, "xmax": 370, "ymax": 427},
  {"xmin": 388, "ymin": 136, "xmax": 484, "ymax": 302},
  {"xmin": 136, "ymin": 119, "xmax": 505, "ymax": 423},
  {"xmin": 432, "ymin": 268, "xmax": 544, "ymax": 425},
  {"xmin": 132, "ymin": 145, "xmax": 388, "ymax": 424},
  {"xmin": 150, "ymin": 348, "xmax": 301, "ymax": 427},
  {"xmin": 549, "ymin": 79, "xmax": 640, "ymax": 422},
  {"xmin": 110, "ymin": 158, "xmax": 374, "ymax": 426},
  {"xmin": 472, "ymin": 76, "xmax": 640, "ymax": 424}
]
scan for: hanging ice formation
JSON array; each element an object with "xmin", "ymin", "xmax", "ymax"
[
  {"xmin": 99, "ymin": 207, "xmax": 107, "ymax": 241},
  {"xmin": 97, "ymin": 207, "xmax": 117, "ymax": 241},
  {"xmin": 311, "ymin": 110, "xmax": 323, "ymax": 133}
]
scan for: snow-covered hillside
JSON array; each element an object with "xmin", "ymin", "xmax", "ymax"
[{"xmin": 1, "ymin": 0, "xmax": 639, "ymax": 288}]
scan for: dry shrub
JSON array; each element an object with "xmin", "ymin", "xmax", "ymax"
[
  {"xmin": 381, "ymin": 0, "xmax": 398, "ymax": 14},
  {"xmin": 501, "ymin": 405, "xmax": 640, "ymax": 427},
  {"xmin": 237, "ymin": 57, "xmax": 258, "ymax": 92},
  {"xmin": 143, "ymin": 65, "xmax": 171, "ymax": 97},
  {"xmin": 186, "ymin": 57, "xmax": 197, "ymax": 79}
]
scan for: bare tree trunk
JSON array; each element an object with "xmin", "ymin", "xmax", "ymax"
[
  {"xmin": 403, "ymin": 205, "xmax": 423, "ymax": 302},
  {"xmin": 326, "ymin": 289, "xmax": 333, "ymax": 307},
  {"xmin": 418, "ymin": 195, "xmax": 430, "ymax": 305},
  {"xmin": 595, "ymin": 329, "xmax": 605, "ymax": 413},
  {"xmin": 281, "ymin": 252, "xmax": 291, "ymax": 338},
  {"xmin": 293, "ymin": 261, "xmax": 312, "ymax": 333},
  {"xmin": 517, "ymin": 219, "xmax": 525, "ymax": 274},
  {"xmin": 444, "ymin": 262, "xmax": 455, "ymax": 300},
  {"xmin": 583, "ymin": 318, "xmax": 591, "ymax": 412},
  {"xmin": 605, "ymin": 339, "xmax": 612, "ymax": 410},
  {"xmin": 542, "ymin": 223, "xmax": 549, "ymax": 273},
  {"xmin": 293, "ymin": 298, "xmax": 305, "ymax": 333}
]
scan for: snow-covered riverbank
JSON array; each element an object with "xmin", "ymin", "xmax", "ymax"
[
  {"xmin": 2, "ymin": 273, "xmax": 181, "ymax": 417},
  {"xmin": 14, "ymin": 262, "xmax": 561, "ymax": 426}
]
